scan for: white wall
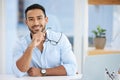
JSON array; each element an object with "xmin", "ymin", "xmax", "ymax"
[
  {"xmin": 0, "ymin": 0, "xmax": 18, "ymax": 74},
  {"xmin": 0, "ymin": 0, "xmax": 6, "ymax": 74},
  {"xmin": 5, "ymin": 0, "xmax": 18, "ymax": 74}
]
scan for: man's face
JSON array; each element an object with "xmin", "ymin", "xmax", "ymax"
[{"xmin": 25, "ymin": 9, "xmax": 48, "ymax": 34}]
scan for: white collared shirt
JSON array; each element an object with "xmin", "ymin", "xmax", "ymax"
[{"xmin": 13, "ymin": 30, "xmax": 77, "ymax": 77}]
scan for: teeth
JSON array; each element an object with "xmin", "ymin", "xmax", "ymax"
[{"xmin": 34, "ymin": 26, "xmax": 39, "ymax": 30}]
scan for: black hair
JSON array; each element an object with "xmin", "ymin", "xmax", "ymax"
[{"xmin": 25, "ymin": 4, "xmax": 46, "ymax": 19}]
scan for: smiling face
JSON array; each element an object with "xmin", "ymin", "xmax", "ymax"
[{"xmin": 25, "ymin": 9, "xmax": 48, "ymax": 34}]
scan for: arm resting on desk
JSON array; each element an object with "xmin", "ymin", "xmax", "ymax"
[
  {"xmin": 27, "ymin": 65, "xmax": 67, "ymax": 76},
  {"xmin": 46, "ymin": 65, "xmax": 67, "ymax": 76}
]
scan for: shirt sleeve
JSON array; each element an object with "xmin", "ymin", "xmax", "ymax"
[
  {"xmin": 12, "ymin": 40, "xmax": 27, "ymax": 77},
  {"xmin": 59, "ymin": 34, "xmax": 78, "ymax": 76}
]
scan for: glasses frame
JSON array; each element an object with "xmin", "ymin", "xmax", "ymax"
[{"xmin": 45, "ymin": 33, "xmax": 62, "ymax": 46}]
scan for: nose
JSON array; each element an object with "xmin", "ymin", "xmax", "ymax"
[{"xmin": 34, "ymin": 19, "xmax": 39, "ymax": 25}]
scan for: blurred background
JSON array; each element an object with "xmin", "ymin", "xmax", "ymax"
[{"xmin": 0, "ymin": 0, "xmax": 120, "ymax": 80}]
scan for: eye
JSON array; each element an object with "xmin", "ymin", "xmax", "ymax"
[
  {"xmin": 38, "ymin": 17, "xmax": 43, "ymax": 20},
  {"xmin": 29, "ymin": 18, "xmax": 33, "ymax": 21},
  {"xmin": 37, "ymin": 16, "xmax": 44, "ymax": 20}
]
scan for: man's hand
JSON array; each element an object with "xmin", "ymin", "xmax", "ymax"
[
  {"xmin": 32, "ymin": 30, "xmax": 46, "ymax": 47},
  {"xmin": 27, "ymin": 67, "xmax": 42, "ymax": 76}
]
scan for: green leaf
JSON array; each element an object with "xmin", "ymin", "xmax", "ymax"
[{"xmin": 92, "ymin": 25, "xmax": 106, "ymax": 37}]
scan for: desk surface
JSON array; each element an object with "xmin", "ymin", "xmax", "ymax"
[{"xmin": 0, "ymin": 74, "xmax": 82, "ymax": 80}]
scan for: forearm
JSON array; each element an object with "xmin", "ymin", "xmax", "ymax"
[
  {"xmin": 46, "ymin": 65, "xmax": 67, "ymax": 76},
  {"xmin": 16, "ymin": 43, "xmax": 34, "ymax": 72}
]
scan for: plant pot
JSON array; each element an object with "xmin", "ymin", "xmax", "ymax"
[{"xmin": 94, "ymin": 37, "xmax": 106, "ymax": 49}]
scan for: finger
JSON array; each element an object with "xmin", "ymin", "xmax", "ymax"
[
  {"xmin": 40, "ymin": 28, "xmax": 46, "ymax": 37},
  {"xmin": 43, "ymin": 33, "xmax": 46, "ymax": 37},
  {"xmin": 28, "ymin": 69, "xmax": 34, "ymax": 76},
  {"xmin": 42, "ymin": 28, "xmax": 46, "ymax": 33},
  {"xmin": 27, "ymin": 67, "xmax": 32, "ymax": 73},
  {"xmin": 29, "ymin": 71, "xmax": 33, "ymax": 76},
  {"xmin": 29, "ymin": 68, "xmax": 36, "ymax": 76},
  {"xmin": 27, "ymin": 70, "xmax": 32, "ymax": 76}
]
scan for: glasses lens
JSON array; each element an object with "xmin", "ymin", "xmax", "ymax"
[
  {"xmin": 45, "ymin": 33, "xmax": 62, "ymax": 45},
  {"xmin": 50, "ymin": 41, "xmax": 57, "ymax": 45},
  {"xmin": 45, "ymin": 38, "xmax": 49, "ymax": 42}
]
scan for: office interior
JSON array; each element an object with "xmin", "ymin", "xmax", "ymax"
[{"xmin": 0, "ymin": 0, "xmax": 120, "ymax": 80}]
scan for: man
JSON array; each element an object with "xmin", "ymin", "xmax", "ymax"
[{"xmin": 13, "ymin": 4, "xmax": 77, "ymax": 77}]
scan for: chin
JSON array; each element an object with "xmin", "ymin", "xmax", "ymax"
[
  {"xmin": 29, "ymin": 29, "xmax": 37, "ymax": 34},
  {"xmin": 35, "ymin": 30, "xmax": 40, "ymax": 33},
  {"xmin": 30, "ymin": 29, "xmax": 41, "ymax": 34}
]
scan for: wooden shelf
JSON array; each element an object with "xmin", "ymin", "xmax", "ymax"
[
  {"xmin": 89, "ymin": 0, "xmax": 120, "ymax": 5},
  {"xmin": 88, "ymin": 48, "xmax": 120, "ymax": 55}
]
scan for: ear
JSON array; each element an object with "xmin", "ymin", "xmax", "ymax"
[
  {"xmin": 25, "ymin": 19, "xmax": 28, "ymax": 26},
  {"xmin": 45, "ymin": 17, "xmax": 48, "ymax": 24}
]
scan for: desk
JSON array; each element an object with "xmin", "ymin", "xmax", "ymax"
[
  {"xmin": 118, "ymin": 74, "xmax": 120, "ymax": 79},
  {"xmin": 0, "ymin": 74, "xmax": 82, "ymax": 80},
  {"xmin": 84, "ymin": 54, "xmax": 120, "ymax": 80}
]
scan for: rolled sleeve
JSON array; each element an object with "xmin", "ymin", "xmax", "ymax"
[
  {"xmin": 12, "ymin": 40, "xmax": 27, "ymax": 77},
  {"xmin": 13, "ymin": 60, "xmax": 27, "ymax": 77},
  {"xmin": 62, "ymin": 63, "xmax": 77, "ymax": 76},
  {"xmin": 60, "ymin": 34, "xmax": 77, "ymax": 76}
]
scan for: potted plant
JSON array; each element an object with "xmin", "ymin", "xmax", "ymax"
[{"xmin": 92, "ymin": 25, "xmax": 106, "ymax": 49}]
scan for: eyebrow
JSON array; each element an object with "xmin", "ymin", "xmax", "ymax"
[
  {"xmin": 28, "ymin": 15, "xmax": 44, "ymax": 19},
  {"xmin": 37, "ymin": 16, "xmax": 44, "ymax": 18},
  {"xmin": 28, "ymin": 17, "xmax": 33, "ymax": 19}
]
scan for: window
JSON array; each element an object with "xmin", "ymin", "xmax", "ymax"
[{"xmin": 88, "ymin": 0, "xmax": 120, "ymax": 50}]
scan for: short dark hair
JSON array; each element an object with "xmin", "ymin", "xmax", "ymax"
[{"xmin": 25, "ymin": 4, "xmax": 46, "ymax": 19}]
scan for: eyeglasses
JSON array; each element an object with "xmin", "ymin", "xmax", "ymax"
[{"xmin": 45, "ymin": 33, "xmax": 62, "ymax": 46}]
